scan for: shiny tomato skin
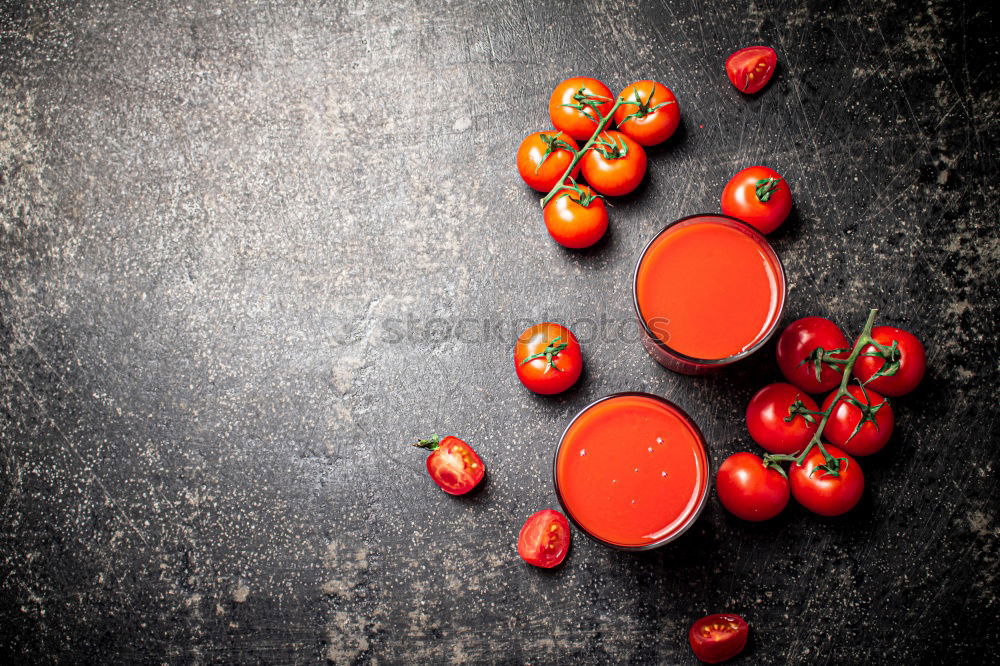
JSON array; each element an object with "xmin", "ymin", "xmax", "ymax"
[
  {"xmin": 423, "ymin": 436, "xmax": 485, "ymax": 495},
  {"xmin": 543, "ymin": 185, "xmax": 608, "ymax": 249},
  {"xmin": 776, "ymin": 317, "xmax": 852, "ymax": 394},
  {"xmin": 689, "ymin": 613, "xmax": 749, "ymax": 664},
  {"xmin": 853, "ymin": 326, "xmax": 926, "ymax": 397},
  {"xmin": 613, "ymin": 80, "xmax": 680, "ymax": 146},
  {"xmin": 721, "ymin": 165, "xmax": 792, "ymax": 234},
  {"xmin": 821, "ymin": 386, "xmax": 894, "ymax": 456},
  {"xmin": 725, "ymin": 46, "xmax": 777, "ymax": 94},
  {"xmin": 549, "ymin": 76, "xmax": 615, "ymax": 141},
  {"xmin": 581, "ymin": 131, "xmax": 647, "ymax": 196},
  {"xmin": 716, "ymin": 453, "xmax": 790, "ymax": 522},
  {"xmin": 514, "ymin": 322, "xmax": 583, "ymax": 395},
  {"xmin": 517, "ymin": 509, "xmax": 570, "ymax": 568},
  {"xmin": 516, "ymin": 131, "xmax": 581, "ymax": 192},
  {"xmin": 746, "ymin": 383, "xmax": 819, "ymax": 455},
  {"xmin": 790, "ymin": 445, "xmax": 864, "ymax": 516}
]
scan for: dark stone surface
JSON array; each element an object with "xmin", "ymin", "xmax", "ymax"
[{"xmin": 1, "ymin": 0, "xmax": 997, "ymax": 663}]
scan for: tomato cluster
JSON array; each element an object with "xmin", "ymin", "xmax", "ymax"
[
  {"xmin": 718, "ymin": 315, "xmax": 925, "ymax": 520},
  {"xmin": 517, "ymin": 76, "xmax": 681, "ymax": 249}
]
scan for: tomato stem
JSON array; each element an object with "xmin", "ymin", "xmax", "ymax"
[
  {"xmin": 540, "ymin": 95, "xmax": 629, "ymax": 208},
  {"xmin": 413, "ymin": 435, "xmax": 442, "ymax": 451}
]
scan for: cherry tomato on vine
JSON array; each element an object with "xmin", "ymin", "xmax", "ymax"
[
  {"xmin": 514, "ymin": 322, "xmax": 583, "ymax": 395},
  {"xmin": 721, "ymin": 165, "xmax": 792, "ymax": 234},
  {"xmin": 789, "ymin": 445, "xmax": 864, "ymax": 516},
  {"xmin": 549, "ymin": 76, "xmax": 614, "ymax": 141},
  {"xmin": 613, "ymin": 80, "xmax": 680, "ymax": 146},
  {"xmin": 689, "ymin": 613, "xmax": 749, "ymax": 664},
  {"xmin": 581, "ymin": 131, "xmax": 647, "ymax": 196},
  {"xmin": 725, "ymin": 46, "xmax": 777, "ymax": 94},
  {"xmin": 542, "ymin": 182, "xmax": 607, "ymax": 249},
  {"xmin": 746, "ymin": 383, "xmax": 819, "ymax": 455},
  {"xmin": 776, "ymin": 317, "xmax": 852, "ymax": 394},
  {"xmin": 853, "ymin": 326, "xmax": 926, "ymax": 397},
  {"xmin": 716, "ymin": 453, "xmax": 790, "ymax": 522},
  {"xmin": 516, "ymin": 131, "xmax": 581, "ymax": 192},
  {"xmin": 821, "ymin": 385, "xmax": 894, "ymax": 456},
  {"xmin": 517, "ymin": 509, "xmax": 570, "ymax": 568},
  {"xmin": 412, "ymin": 435, "xmax": 485, "ymax": 495}
]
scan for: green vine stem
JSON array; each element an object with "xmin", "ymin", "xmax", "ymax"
[
  {"xmin": 540, "ymin": 95, "xmax": 628, "ymax": 208},
  {"xmin": 763, "ymin": 308, "xmax": 881, "ymax": 476}
]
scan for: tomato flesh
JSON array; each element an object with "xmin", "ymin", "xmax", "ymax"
[
  {"xmin": 517, "ymin": 509, "xmax": 570, "ymax": 568},
  {"xmin": 420, "ymin": 436, "xmax": 485, "ymax": 495},
  {"xmin": 689, "ymin": 613, "xmax": 749, "ymax": 663},
  {"xmin": 726, "ymin": 46, "xmax": 777, "ymax": 94}
]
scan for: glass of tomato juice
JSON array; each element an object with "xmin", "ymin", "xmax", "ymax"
[
  {"xmin": 633, "ymin": 214, "xmax": 786, "ymax": 374},
  {"xmin": 554, "ymin": 392, "xmax": 709, "ymax": 550}
]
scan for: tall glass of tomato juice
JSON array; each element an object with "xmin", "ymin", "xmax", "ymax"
[
  {"xmin": 633, "ymin": 214, "xmax": 786, "ymax": 374},
  {"xmin": 554, "ymin": 393, "xmax": 709, "ymax": 550}
]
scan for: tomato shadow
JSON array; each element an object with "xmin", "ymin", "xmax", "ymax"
[
  {"xmin": 764, "ymin": 204, "xmax": 805, "ymax": 246},
  {"xmin": 453, "ymin": 469, "xmax": 492, "ymax": 504}
]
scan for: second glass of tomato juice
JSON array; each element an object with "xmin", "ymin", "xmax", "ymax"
[
  {"xmin": 633, "ymin": 214, "xmax": 786, "ymax": 374},
  {"xmin": 554, "ymin": 393, "xmax": 710, "ymax": 550}
]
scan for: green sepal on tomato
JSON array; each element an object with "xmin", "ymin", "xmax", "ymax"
[
  {"xmin": 716, "ymin": 452, "xmax": 790, "ymax": 522},
  {"xmin": 517, "ymin": 509, "xmax": 570, "ymax": 568},
  {"xmin": 721, "ymin": 165, "xmax": 792, "ymax": 234},
  {"xmin": 516, "ymin": 131, "xmax": 581, "ymax": 192},
  {"xmin": 821, "ymin": 384, "xmax": 894, "ymax": 456},
  {"xmin": 412, "ymin": 435, "xmax": 485, "ymax": 495},
  {"xmin": 746, "ymin": 382, "xmax": 819, "ymax": 455},
  {"xmin": 514, "ymin": 322, "xmax": 583, "ymax": 395},
  {"xmin": 543, "ymin": 181, "xmax": 608, "ymax": 249},
  {"xmin": 581, "ymin": 130, "xmax": 647, "ymax": 196},
  {"xmin": 789, "ymin": 445, "xmax": 864, "ymax": 516},
  {"xmin": 853, "ymin": 326, "xmax": 926, "ymax": 397}
]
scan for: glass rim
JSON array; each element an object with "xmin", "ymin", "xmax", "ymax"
[
  {"xmin": 632, "ymin": 213, "xmax": 787, "ymax": 367},
  {"xmin": 552, "ymin": 391, "xmax": 711, "ymax": 551}
]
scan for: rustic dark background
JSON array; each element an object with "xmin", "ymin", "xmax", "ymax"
[{"xmin": 1, "ymin": 0, "xmax": 997, "ymax": 663}]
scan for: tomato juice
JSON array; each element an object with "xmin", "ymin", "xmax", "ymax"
[
  {"xmin": 554, "ymin": 393, "xmax": 709, "ymax": 549},
  {"xmin": 634, "ymin": 214, "xmax": 785, "ymax": 374}
]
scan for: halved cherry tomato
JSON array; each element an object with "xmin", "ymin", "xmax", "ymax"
[
  {"xmin": 746, "ymin": 383, "xmax": 820, "ymax": 455},
  {"xmin": 822, "ymin": 385, "xmax": 894, "ymax": 456},
  {"xmin": 549, "ymin": 76, "xmax": 614, "ymax": 141},
  {"xmin": 716, "ymin": 453, "xmax": 789, "ymax": 522},
  {"xmin": 853, "ymin": 326, "xmax": 926, "ymax": 397},
  {"xmin": 776, "ymin": 317, "xmax": 852, "ymax": 394},
  {"xmin": 516, "ymin": 131, "xmax": 581, "ymax": 192},
  {"xmin": 789, "ymin": 445, "xmax": 864, "ymax": 516},
  {"xmin": 517, "ymin": 509, "xmax": 570, "ymax": 568},
  {"xmin": 725, "ymin": 46, "xmax": 777, "ymax": 94},
  {"xmin": 613, "ymin": 80, "xmax": 680, "ymax": 146},
  {"xmin": 413, "ymin": 435, "xmax": 485, "ymax": 495},
  {"xmin": 689, "ymin": 613, "xmax": 749, "ymax": 664},
  {"xmin": 721, "ymin": 165, "xmax": 792, "ymax": 234},
  {"xmin": 581, "ymin": 130, "xmax": 647, "ymax": 196},
  {"xmin": 543, "ymin": 182, "xmax": 607, "ymax": 249},
  {"xmin": 514, "ymin": 322, "xmax": 583, "ymax": 395}
]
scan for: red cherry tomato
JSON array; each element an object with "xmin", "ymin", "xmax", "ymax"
[
  {"xmin": 543, "ymin": 182, "xmax": 608, "ymax": 249},
  {"xmin": 413, "ymin": 435, "xmax": 485, "ymax": 495},
  {"xmin": 716, "ymin": 453, "xmax": 790, "ymax": 522},
  {"xmin": 689, "ymin": 613, "xmax": 749, "ymax": 664},
  {"xmin": 725, "ymin": 46, "xmax": 777, "ymax": 94},
  {"xmin": 516, "ymin": 131, "xmax": 581, "ymax": 192},
  {"xmin": 721, "ymin": 165, "xmax": 792, "ymax": 234},
  {"xmin": 853, "ymin": 326, "xmax": 926, "ymax": 397},
  {"xmin": 549, "ymin": 76, "xmax": 614, "ymax": 141},
  {"xmin": 776, "ymin": 317, "xmax": 852, "ymax": 394},
  {"xmin": 821, "ymin": 385, "xmax": 894, "ymax": 456},
  {"xmin": 580, "ymin": 130, "xmax": 647, "ymax": 196},
  {"xmin": 745, "ymin": 383, "xmax": 820, "ymax": 455},
  {"xmin": 517, "ymin": 509, "xmax": 570, "ymax": 568},
  {"xmin": 613, "ymin": 80, "xmax": 680, "ymax": 146},
  {"xmin": 514, "ymin": 322, "xmax": 583, "ymax": 395},
  {"xmin": 789, "ymin": 445, "xmax": 864, "ymax": 516}
]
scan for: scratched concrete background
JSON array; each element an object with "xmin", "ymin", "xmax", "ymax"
[{"xmin": 1, "ymin": 0, "xmax": 998, "ymax": 663}]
